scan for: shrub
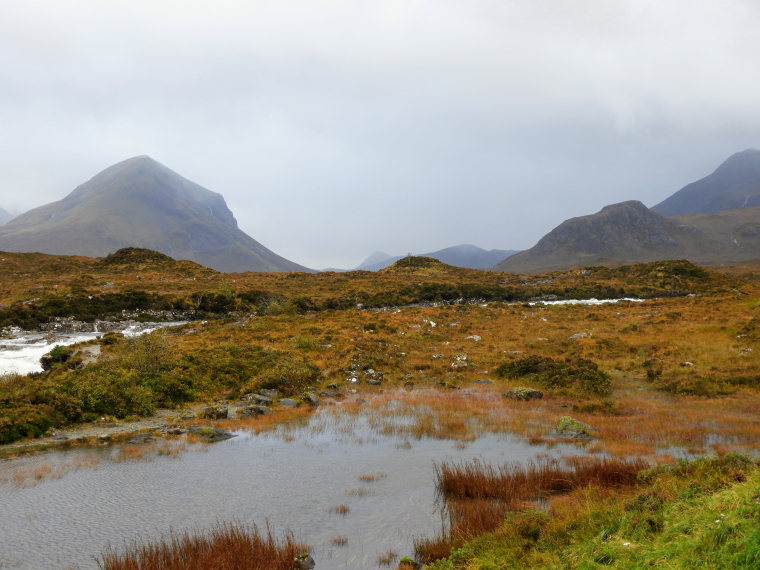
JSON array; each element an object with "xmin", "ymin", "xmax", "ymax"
[{"xmin": 496, "ymin": 355, "xmax": 611, "ymax": 396}]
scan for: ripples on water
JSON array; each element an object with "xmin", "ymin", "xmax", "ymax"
[{"xmin": 0, "ymin": 411, "xmax": 577, "ymax": 569}]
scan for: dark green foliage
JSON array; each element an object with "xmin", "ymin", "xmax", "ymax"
[
  {"xmin": 496, "ymin": 355, "xmax": 611, "ymax": 396},
  {"xmin": 0, "ymin": 330, "xmax": 322, "ymax": 443},
  {"xmin": 0, "ymin": 290, "xmax": 186, "ymax": 329}
]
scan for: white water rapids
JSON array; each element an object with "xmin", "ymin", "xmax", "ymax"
[{"xmin": 0, "ymin": 322, "xmax": 184, "ymax": 376}]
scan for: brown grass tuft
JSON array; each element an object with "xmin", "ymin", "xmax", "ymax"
[
  {"xmin": 98, "ymin": 521, "xmax": 306, "ymax": 570},
  {"xmin": 435, "ymin": 456, "xmax": 647, "ymax": 503},
  {"xmin": 331, "ymin": 504, "xmax": 350, "ymax": 515}
]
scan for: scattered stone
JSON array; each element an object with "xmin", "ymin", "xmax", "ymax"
[
  {"xmin": 294, "ymin": 553, "xmax": 316, "ymax": 570},
  {"xmin": 128, "ymin": 433, "xmax": 156, "ymax": 444},
  {"xmin": 279, "ymin": 398, "xmax": 299, "ymax": 407},
  {"xmin": 51, "ymin": 432, "xmax": 69, "ymax": 441},
  {"xmin": 466, "ymin": 335, "xmax": 482, "ymax": 341},
  {"xmin": 166, "ymin": 428, "xmax": 188, "ymax": 435},
  {"xmin": 364, "ymin": 368, "xmax": 376, "ymax": 377},
  {"xmin": 569, "ymin": 333, "xmax": 592, "ymax": 340},
  {"xmin": 239, "ymin": 405, "xmax": 273, "ymax": 417},
  {"xmin": 345, "ymin": 377, "xmax": 360, "ymax": 384},
  {"xmin": 320, "ymin": 344, "xmax": 333, "ymax": 348},
  {"xmin": 432, "ymin": 354, "xmax": 443, "ymax": 359},
  {"xmin": 504, "ymin": 387, "xmax": 544, "ymax": 401},
  {"xmin": 552, "ymin": 416, "xmax": 597, "ymax": 438},
  {"xmin": 366, "ymin": 379, "xmax": 382, "ymax": 386},
  {"xmin": 250, "ymin": 394, "xmax": 273, "ymax": 405},
  {"xmin": 259, "ymin": 389, "xmax": 280, "ymax": 398},
  {"xmin": 504, "ymin": 350, "xmax": 522, "ymax": 354},
  {"xmin": 404, "ymin": 381, "xmax": 414, "ymax": 389},
  {"xmin": 356, "ymin": 398, "xmax": 367, "ymax": 403},
  {"xmin": 302, "ymin": 392, "xmax": 320, "ymax": 407},
  {"xmin": 200, "ymin": 405, "xmax": 229, "ymax": 420},
  {"xmin": 680, "ymin": 362, "xmax": 695, "ymax": 367},
  {"xmin": 97, "ymin": 434, "xmax": 111, "ymax": 443},
  {"xmin": 319, "ymin": 390, "xmax": 343, "ymax": 398},
  {"xmin": 739, "ymin": 348, "xmax": 753, "ymax": 354},
  {"xmin": 326, "ymin": 383, "xmax": 339, "ymax": 390},
  {"xmin": 179, "ymin": 410, "xmax": 196, "ymax": 420},
  {"xmin": 188, "ymin": 426, "xmax": 236, "ymax": 442},
  {"xmin": 471, "ymin": 379, "xmax": 493, "ymax": 385}
]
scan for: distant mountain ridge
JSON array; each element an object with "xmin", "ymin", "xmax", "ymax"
[
  {"xmin": 0, "ymin": 156, "xmax": 311, "ymax": 273},
  {"xmin": 326, "ymin": 244, "xmax": 519, "ymax": 272},
  {"xmin": 492, "ymin": 200, "xmax": 760, "ymax": 273},
  {"xmin": 0, "ymin": 208, "xmax": 13, "ymax": 226},
  {"xmin": 652, "ymin": 149, "xmax": 760, "ymax": 215}
]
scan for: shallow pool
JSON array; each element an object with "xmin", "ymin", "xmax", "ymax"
[{"xmin": 0, "ymin": 409, "xmax": 577, "ymax": 569}]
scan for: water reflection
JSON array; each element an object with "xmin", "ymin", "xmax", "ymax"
[{"xmin": 0, "ymin": 410, "xmax": 577, "ymax": 569}]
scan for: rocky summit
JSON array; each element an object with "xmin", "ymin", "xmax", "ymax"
[
  {"xmin": 652, "ymin": 148, "xmax": 760, "ymax": 215},
  {"xmin": 0, "ymin": 156, "xmax": 311, "ymax": 273},
  {"xmin": 492, "ymin": 200, "xmax": 760, "ymax": 273}
]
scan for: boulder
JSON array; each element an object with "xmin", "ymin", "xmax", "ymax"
[
  {"xmin": 302, "ymin": 392, "xmax": 320, "ymax": 407},
  {"xmin": 279, "ymin": 398, "xmax": 299, "ymax": 407},
  {"xmin": 259, "ymin": 389, "xmax": 280, "ymax": 398},
  {"xmin": 128, "ymin": 432, "xmax": 156, "ymax": 444},
  {"xmin": 552, "ymin": 416, "xmax": 597, "ymax": 438},
  {"xmin": 294, "ymin": 553, "xmax": 315, "ymax": 570},
  {"xmin": 366, "ymin": 379, "xmax": 382, "ymax": 386},
  {"xmin": 504, "ymin": 387, "xmax": 543, "ymax": 401},
  {"xmin": 239, "ymin": 405, "xmax": 273, "ymax": 417},
  {"xmin": 188, "ymin": 426, "xmax": 237, "ymax": 442},
  {"xmin": 166, "ymin": 428, "xmax": 188, "ymax": 435},
  {"xmin": 200, "ymin": 405, "xmax": 229, "ymax": 420},
  {"xmin": 249, "ymin": 394, "xmax": 273, "ymax": 405}
]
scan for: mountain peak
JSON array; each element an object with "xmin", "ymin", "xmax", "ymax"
[
  {"xmin": 652, "ymin": 149, "xmax": 760, "ymax": 215},
  {"xmin": 0, "ymin": 157, "xmax": 312, "ymax": 273}
]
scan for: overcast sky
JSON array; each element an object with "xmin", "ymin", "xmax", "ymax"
[{"xmin": 2, "ymin": 0, "xmax": 760, "ymax": 269}]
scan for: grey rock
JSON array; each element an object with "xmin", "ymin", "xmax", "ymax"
[
  {"xmin": 569, "ymin": 333, "xmax": 592, "ymax": 340},
  {"xmin": 239, "ymin": 405, "xmax": 273, "ymax": 417},
  {"xmin": 302, "ymin": 392, "xmax": 320, "ymax": 407},
  {"xmin": 166, "ymin": 428, "xmax": 188, "ymax": 435},
  {"xmin": 294, "ymin": 553, "xmax": 316, "ymax": 570},
  {"xmin": 279, "ymin": 398, "xmax": 299, "ymax": 407},
  {"xmin": 200, "ymin": 405, "xmax": 229, "ymax": 420},
  {"xmin": 259, "ymin": 389, "xmax": 280, "ymax": 398},
  {"xmin": 366, "ymin": 379, "xmax": 382, "ymax": 386},
  {"xmin": 470, "ymin": 379, "xmax": 493, "ymax": 385},
  {"xmin": 128, "ymin": 433, "xmax": 156, "ymax": 444},
  {"xmin": 552, "ymin": 416, "xmax": 597, "ymax": 438},
  {"xmin": 504, "ymin": 387, "xmax": 544, "ymax": 401},
  {"xmin": 188, "ymin": 426, "xmax": 237, "ymax": 442},
  {"xmin": 249, "ymin": 394, "xmax": 273, "ymax": 405},
  {"xmin": 326, "ymin": 383, "xmax": 339, "ymax": 390}
]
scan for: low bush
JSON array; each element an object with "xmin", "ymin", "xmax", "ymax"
[{"xmin": 496, "ymin": 355, "xmax": 611, "ymax": 396}]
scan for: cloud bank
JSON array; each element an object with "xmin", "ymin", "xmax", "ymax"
[{"xmin": 1, "ymin": 0, "xmax": 760, "ymax": 268}]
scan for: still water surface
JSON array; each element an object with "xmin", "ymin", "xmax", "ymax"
[{"xmin": 0, "ymin": 411, "xmax": 577, "ymax": 569}]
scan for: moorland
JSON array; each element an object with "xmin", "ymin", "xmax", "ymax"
[{"xmin": 2, "ymin": 247, "xmax": 760, "ymax": 569}]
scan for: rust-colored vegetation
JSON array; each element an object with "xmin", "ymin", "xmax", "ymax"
[
  {"xmin": 435, "ymin": 456, "xmax": 647, "ymax": 503},
  {"xmin": 97, "ymin": 522, "xmax": 307, "ymax": 570}
]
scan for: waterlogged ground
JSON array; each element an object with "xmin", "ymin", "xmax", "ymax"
[{"xmin": 0, "ymin": 398, "xmax": 579, "ymax": 570}]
